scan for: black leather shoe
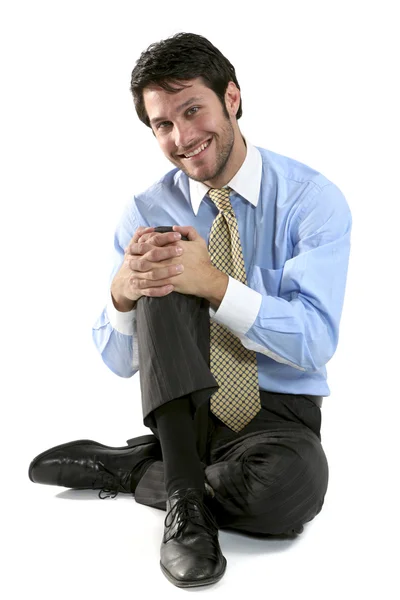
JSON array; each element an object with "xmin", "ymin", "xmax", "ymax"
[
  {"xmin": 160, "ymin": 488, "xmax": 226, "ymax": 588},
  {"xmin": 28, "ymin": 435, "xmax": 161, "ymax": 498}
]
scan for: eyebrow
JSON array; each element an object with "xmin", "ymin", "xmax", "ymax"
[{"xmin": 150, "ymin": 96, "xmax": 204, "ymax": 127}]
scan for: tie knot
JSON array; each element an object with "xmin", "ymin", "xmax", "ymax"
[{"xmin": 208, "ymin": 187, "xmax": 232, "ymax": 213}]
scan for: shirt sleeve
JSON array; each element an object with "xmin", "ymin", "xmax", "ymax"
[
  {"xmin": 91, "ymin": 200, "xmax": 140, "ymax": 378},
  {"xmin": 212, "ymin": 183, "xmax": 352, "ymax": 372}
]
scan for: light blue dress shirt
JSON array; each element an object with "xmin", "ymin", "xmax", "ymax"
[{"xmin": 92, "ymin": 141, "xmax": 351, "ymax": 396}]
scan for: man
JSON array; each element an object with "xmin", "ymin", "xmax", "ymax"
[{"xmin": 29, "ymin": 32, "xmax": 352, "ymax": 588}]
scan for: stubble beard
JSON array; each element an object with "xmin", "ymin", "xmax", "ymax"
[{"xmin": 176, "ymin": 118, "xmax": 235, "ymax": 184}]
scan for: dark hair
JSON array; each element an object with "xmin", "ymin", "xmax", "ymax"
[{"xmin": 130, "ymin": 32, "xmax": 242, "ymax": 127}]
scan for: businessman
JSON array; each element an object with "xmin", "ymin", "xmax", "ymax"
[{"xmin": 29, "ymin": 32, "xmax": 352, "ymax": 588}]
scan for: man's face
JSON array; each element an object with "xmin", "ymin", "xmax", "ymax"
[{"xmin": 143, "ymin": 78, "xmax": 238, "ymax": 186}]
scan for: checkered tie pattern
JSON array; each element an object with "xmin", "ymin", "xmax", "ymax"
[{"xmin": 208, "ymin": 187, "xmax": 261, "ymax": 432}]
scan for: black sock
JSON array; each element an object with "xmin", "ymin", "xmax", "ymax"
[{"xmin": 153, "ymin": 396, "xmax": 205, "ymax": 497}]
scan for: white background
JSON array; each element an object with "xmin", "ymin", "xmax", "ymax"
[{"xmin": 1, "ymin": 1, "xmax": 399, "ymax": 598}]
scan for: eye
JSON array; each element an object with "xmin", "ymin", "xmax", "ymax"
[
  {"xmin": 157, "ymin": 121, "xmax": 172, "ymax": 130},
  {"xmin": 187, "ymin": 106, "xmax": 199, "ymax": 116}
]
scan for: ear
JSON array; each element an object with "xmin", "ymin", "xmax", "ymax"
[{"xmin": 224, "ymin": 82, "xmax": 241, "ymax": 118}]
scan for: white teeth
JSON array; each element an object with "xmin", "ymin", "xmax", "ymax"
[{"xmin": 184, "ymin": 140, "xmax": 210, "ymax": 158}]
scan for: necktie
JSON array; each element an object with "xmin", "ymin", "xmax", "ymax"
[{"xmin": 208, "ymin": 187, "xmax": 261, "ymax": 432}]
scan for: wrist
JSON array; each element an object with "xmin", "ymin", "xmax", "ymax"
[
  {"xmin": 202, "ymin": 267, "xmax": 228, "ymax": 310},
  {"xmin": 111, "ymin": 289, "xmax": 137, "ymax": 312}
]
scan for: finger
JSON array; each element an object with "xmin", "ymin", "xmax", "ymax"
[
  {"xmin": 140, "ymin": 285, "xmax": 175, "ymax": 297},
  {"xmin": 129, "ymin": 243, "xmax": 183, "ymax": 262},
  {"xmin": 136, "ymin": 232, "xmax": 158, "ymax": 244},
  {"xmin": 126, "ymin": 227, "xmax": 155, "ymax": 253},
  {"xmin": 127, "ymin": 231, "xmax": 181, "ymax": 254},
  {"xmin": 143, "ymin": 264, "xmax": 183, "ymax": 282},
  {"xmin": 172, "ymin": 225, "xmax": 198, "ymax": 241},
  {"xmin": 138, "ymin": 231, "xmax": 182, "ymax": 246},
  {"xmin": 129, "ymin": 258, "xmax": 183, "ymax": 277},
  {"xmin": 130, "ymin": 272, "xmax": 181, "ymax": 291},
  {"xmin": 129, "ymin": 274, "xmax": 176, "ymax": 293}
]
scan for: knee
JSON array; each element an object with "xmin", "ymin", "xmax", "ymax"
[
  {"xmin": 240, "ymin": 440, "xmax": 329, "ymax": 533},
  {"xmin": 206, "ymin": 436, "xmax": 329, "ymax": 535}
]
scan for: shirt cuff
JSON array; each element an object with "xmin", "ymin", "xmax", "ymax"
[
  {"xmin": 107, "ymin": 295, "xmax": 136, "ymax": 335},
  {"xmin": 211, "ymin": 276, "xmax": 262, "ymax": 335}
]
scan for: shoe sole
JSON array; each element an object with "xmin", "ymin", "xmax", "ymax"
[
  {"xmin": 160, "ymin": 557, "xmax": 227, "ymax": 588},
  {"xmin": 28, "ymin": 435, "xmax": 157, "ymax": 483}
]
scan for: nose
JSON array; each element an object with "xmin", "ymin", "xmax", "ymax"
[{"xmin": 173, "ymin": 121, "xmax": 195, "ymax": 152}]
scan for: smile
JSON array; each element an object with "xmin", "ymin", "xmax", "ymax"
[{"xmin": 181, "ymin": 139, "xmax": 211, "ymax": 160}]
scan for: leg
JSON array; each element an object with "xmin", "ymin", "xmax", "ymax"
[
  {"xmin": 135, "ymin": 425, "xmax": 328, "ymax": 536},
  {"xmin": 152, "ymin": 396, "xmax": 205, "ymax": 496},
  {"xmin": 29, "ymin": 291, "xmax": 225, "ymax": 588},
  {"xmin": 136, "ymin": 293, "xmax": 225, "ymax": 587},
  {"xmin": 29, "ymin": 292, "xmax": 216, "ymax": 498},
  {"xmin": 136, "ymin": 292, "xmax": 216, "ymax": 446},
  {"xmin": 205, "ymin": 426, "xmax": 329, "ymax": 535}
]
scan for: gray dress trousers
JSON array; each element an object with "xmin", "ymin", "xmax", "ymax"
[{"xmin": 134, "ymin": 291, "xmax": 329, "ymax": 535}]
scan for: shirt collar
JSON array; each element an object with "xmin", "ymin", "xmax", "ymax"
[{"xmin": 188, "ymin": 139, "xmax": 262, "ymax": 215}]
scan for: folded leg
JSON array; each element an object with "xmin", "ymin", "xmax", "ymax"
[
  {"xmin": 206, "ymin": 426, "xmax": 329, "ymax": 534},
  {"xmin": 135, "ymin": 425, "xmax": 328, "ymax": 536}
]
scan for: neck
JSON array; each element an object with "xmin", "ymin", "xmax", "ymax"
[{"xmin": 204, "ymin": 129, "xmax": 247, "ymax": 188}]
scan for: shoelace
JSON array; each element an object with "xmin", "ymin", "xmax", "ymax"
[
  {"xmin": 94, "ymin": 461, "xmax": 132, "ymax": 500},
  {"xmin": 163, "ymin": 490, "xmax": 219, "ymax": 543}
]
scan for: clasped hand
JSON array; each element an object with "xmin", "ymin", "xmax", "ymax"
[{"xmin": 111, "ymin": 225, "xmax": 216, "ymax": 309}]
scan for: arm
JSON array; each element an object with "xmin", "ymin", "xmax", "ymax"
[
  {"xmin": 92, "ymin": 202, "xmax": 139, "ymax": 378},
  {"xmin": 211, "ymin": 183, "xmax": 352, "ymax": 372},
  {"xmin": 92, "ymin": 202, "xmax": 186, "ymax": 377}
]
